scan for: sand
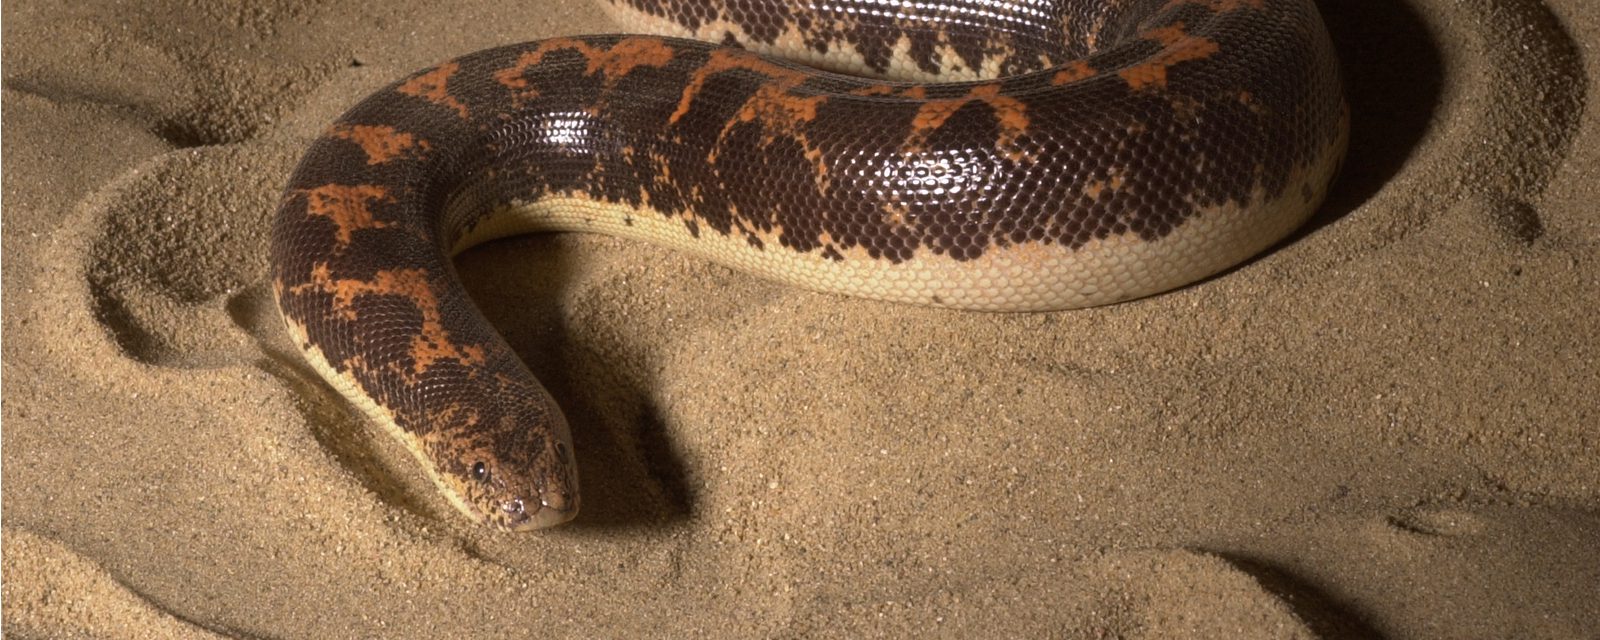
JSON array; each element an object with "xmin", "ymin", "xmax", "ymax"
[{"xmin": 2, "ymin": 0, "xmax": 1597, "ymax": 637}]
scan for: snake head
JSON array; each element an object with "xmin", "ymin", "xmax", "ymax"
[{"xmin": 427, "ymin": 397, "xmax": 580, "ymax": 531}]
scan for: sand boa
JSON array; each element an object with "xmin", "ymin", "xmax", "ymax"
[{"xmin": 270, "ymin": 0, "xmax": 1346, "ymax": 529}]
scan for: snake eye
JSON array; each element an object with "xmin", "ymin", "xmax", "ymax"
[{"xmin": 471, "ymin": 461, "xmax": 489, "ymax": 483}]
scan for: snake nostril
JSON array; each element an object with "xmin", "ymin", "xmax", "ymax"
[{"xmin": 502, "ymin": 499, "xmax": 525, "ymax": 515}]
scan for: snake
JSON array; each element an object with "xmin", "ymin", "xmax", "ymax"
[{"xmin": 270, "ymin": 0, "xmax": 1347, "ymax": 530}]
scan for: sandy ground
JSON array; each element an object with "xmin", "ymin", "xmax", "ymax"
[{"xmin": 3, "ymin": 0, "xmax": 1598, "ymax": 637}]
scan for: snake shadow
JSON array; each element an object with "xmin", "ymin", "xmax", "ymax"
[
  {"xmin": 242, "ymin": 250, "xmax": 693, "ymax": 533},
  {"xmin": 1208, "ymin": 551, "xmax": 1390, "ymax": 639},
  {"xmin": 1288, "ymin": 0, "xmax": 1585, "ymax": 252},
  {"xmin": 1086, "ymin": 0, "xmax": 1447, "ymax": 298},
  {"xmin": 244, "ymin": 270, "xmax": 697, "ymax": 534},
  {"xmin": 231, "ymin": 285, "xmax": 451, "ymax": 523},
  {"xmin": 1298, "ymin": 0, "xmax": 1444, "ymax": 231},
  {"xmin": 460, "ymin": 237, "xmax": 697, "ymax": 532}
]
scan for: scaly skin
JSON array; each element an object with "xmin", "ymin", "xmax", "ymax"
[{"xmin": 270, "ymin": 0, "xmax": 1347, "ymax": 530}]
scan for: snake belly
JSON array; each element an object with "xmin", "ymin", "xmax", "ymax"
[{"xmin": 269, "ymin": 0, "xmax": 1348, "ymax": 530}]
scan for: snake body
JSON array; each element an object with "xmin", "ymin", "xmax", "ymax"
[{"xmin": 271, "ymin": 0, "xmax": 1347, "ymax": 529}]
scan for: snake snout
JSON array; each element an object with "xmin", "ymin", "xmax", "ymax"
[
  {"xmin": 539, "ymin": 487, "xmax": 576, "ymax": 514},
  {"xmin": 498, "ymin": 489, "xmax": 577, "ymax": 530}
]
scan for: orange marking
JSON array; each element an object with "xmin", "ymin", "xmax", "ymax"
[
  {"xmin": 908, "ymin": 83, "xmax": 1029, "ymax": 149},
  {"xmin": 1084, "ymin": 180, "xmax": 1105, "ymax": 200},
  {"xmin": 294, "ymin": 266, "xmax": 487, "ymax": 377},
  {"xmin": 671, "ymin": 48, "xmax": 821, "ymax": 126},
  {"xmin": 585, "ymin": 37, "xmax": 675, "ymax": 79},
  {"xmin": 972, "ymin": 85, "xmax": 1029, "ymax": 139},
  {"xmin": 329, "ymin": 124, "xmax": 430, "ymax": 164},
  {"xmin": 1083, "ymin": 170, "xmax": 1128, "ymax": 201},
  {"xmin": 847, "ymin": 85, "xmax": 929, "ymax": 100},
  {"xmin": 849, "ymin": 84, "xmax": 899, "ymax": 97},
  {"xmin": 739, "ymin": 86, "xmax": 828, "ymax": 127},
  {"xmin": 676, "ymin": 48, "xmax": 835, "ymax": 180},
  {"xmin": 1051, "ymin": 60, "xmax": 1096, "ymax": 85},
  {"xmin": 1118, "ymin": 23, "xmax": 1219, "ymax": 91},
  {"xmin": 398, "ymin": 62, "xmax": 469, "ymax": 119},
  {"xmin": 495, "ymin": 37, "xmax": 675, "ymax": 99},
  {"xmin": 303, "ymin": 184, "xmax": 392, "ymax": 246}
]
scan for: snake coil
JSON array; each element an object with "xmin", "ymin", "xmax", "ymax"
[{"xmin": 271, "ymin": 0, "xmax": 1347, "ymax": 529}]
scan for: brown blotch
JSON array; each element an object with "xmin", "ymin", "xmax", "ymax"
[
  {"xmin": 425, "ymin": 403, "xmax": 483, "ymax": 439},
  {"xmin": 329, "ymin": 124, "xmax": 431, "ymax": 164},
  {"xmin": 295, "ymin": 265, "xmax": 487, "ymax": 377},
  {"xmin": 398, "ymin": 61, "xmax": 469, "ymax": 119},
  {"xmin": 1118, "ymin": 23, "xmax": 1220, "ymax": 91},
  {"xmin": 302, "ymin": 184, "xmax": 392, "ymax": 247}
]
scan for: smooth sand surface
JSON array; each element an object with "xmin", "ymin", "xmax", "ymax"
[{"xmin": 4, "ymin": 0, "xmax": 1598, "ymax": 637}]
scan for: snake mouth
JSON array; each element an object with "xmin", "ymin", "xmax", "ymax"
[{"xmin": 499, "ymin": 489, "xmax": 578, "ymax": 530}]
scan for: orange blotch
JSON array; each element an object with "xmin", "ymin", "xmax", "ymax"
[
  {"xmin": 495, "ymin": 37, "xmax": 675, "ymax": 99},
  {"xmin": 675, "ymin": 47, "xmax": 834, "ymax": 181},
  {"xmin": 329, "ymin": 124, "xmax": 431, "ymax": 164},
  {"xmin": 1084, "ymin": 180, "xmax": 1105, "ymax": 200},
  {"xmin": 585, "ymin": 37, "xmax": 675, "ymax": 79},
  {"xmin": 399, "ymin": 61, "xmax": 469, "ymax": 119},
  {"xmin": 1081, "ymin": 171, "xmax": 1127, "ymax": 201},
  {"xmin": 671, "ymin": 48, "xmax": 820, "ymax": 125},
  {"xmin": 849, "ymin": 84, "xmax": 899, "ymax": 97},
  {"xmin": 970, "ymin": 84, "xmax": 1029, "ymax": 139},
  {"xmin": 908, "ymin": 82, "xmax": 1029, "ymax": 149},
  {"xmin": 302, "ymin": 184, "xmax": 392, "ymax": 247},
  {"xmin": 492, "ymin": 41, "xmax": 563, "ymax": 92},
  {"xmin": 1051, "ymin": 60, "xmax": 1097, "ymax": 85},
  {"xmin": 1118, "ymin": 23, "xmax": 1219, "ymax": 91},
  {"xmin": 737, "ymin": 86, "xmax": 828, "ymax": 127},
  {"xmin": 295, "ymin": 266, "xmax": 487, "ymax": 377}
]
